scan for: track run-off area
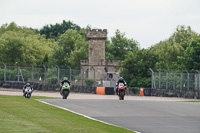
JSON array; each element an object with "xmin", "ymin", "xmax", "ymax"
[{"xmin": 1, "ymin": 88, "xmax": 200, "ymax": 133}]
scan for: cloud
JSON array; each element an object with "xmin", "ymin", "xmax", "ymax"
[{"xmin": 0, "ymin": 0, "xmax": 200, "ymax": 48}]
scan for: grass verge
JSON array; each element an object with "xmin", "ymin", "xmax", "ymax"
[
  {"xmin": 179, "ymin": 101, "xmax": 200, "ymax": 102},
  {"xmin": 0, "ymin": 95, "xmax": 134, "ymax": 133}
]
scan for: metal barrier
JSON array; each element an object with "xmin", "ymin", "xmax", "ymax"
[
  {"xmin": 149, "ymin": 68, "xmax": 200, "ymax": 99},
  {"xmin": 150, "ymin": 69, "xmax": 200, "ymax": 90},
  {"xmin": 0, "ymin": 64, "xmax": 81, "ymax": 84}
]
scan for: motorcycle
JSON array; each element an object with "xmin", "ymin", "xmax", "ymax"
[
  {"xmin": 117, "ymin": 83, "xmax": 126, "ymax": 100},
  {"xmin": 60, "ymin": 82, "xmax": 70, "ymax": 99},
  {"xmin": 23, "ymin": 86, "xmax": 32, "ymax": 98}
]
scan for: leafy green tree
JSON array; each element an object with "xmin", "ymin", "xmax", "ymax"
[
  {"xmin": 169, "ymin": 25, "xmax": 198, "ymax": 49},
  {"xmin": 121, "ymin": 49, "xmax": 158, "ymax": 87},
  {"xmin": 0, "ymin": 22, "xmax": 54, "ymax": 66},
  {"xmin": 150, "ymin": 41, "xmax": 183, "ymax": 69},
  {"xmin": 39, "ymin": 20, "xmax": 81, "ymax": 40},
  {"xmin": 180, "ymin": 37, "xmax": 200, "ymax": 70},
  {"xmin": 106, "ymin": 30, "xmax": 139, "ymax": 60},
  {"xmin": 49, "ymin": 29, "xmax": 88, "ymax": 69},
  {"xmin": 150, "ymin": 25, "xmax": 199, "ymax": 70}
]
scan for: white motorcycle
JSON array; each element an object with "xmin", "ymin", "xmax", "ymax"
[{"xmin": 23, "ymin": 86, "xmax": 32, "ymax": 98}]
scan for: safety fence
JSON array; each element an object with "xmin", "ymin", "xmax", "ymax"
[
  {"xmin": 149, "ymin": 68, "xmax": 200, "ymax": 99},
  {"xmin": 0, "ymin": 64, "xmax": 81, "ymax": 84},
  {"xmin": 0, "ymin": 64, "xmax": 117, "ymax": 86},
  {"xmin": 4, "ymin": 64, "xmax": 199, "ymax": 98},
  {"xmin": 0, "ymin": 64, "xmax": 141, "ymax": 96},
  {"xmin": 0, "ymin": 64, "xmax": 86, "ymax": 91}
]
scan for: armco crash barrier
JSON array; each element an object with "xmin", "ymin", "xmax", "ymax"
[{"xmin": 96, "ymin": 87, "xmax": 115, "ymax": 95}]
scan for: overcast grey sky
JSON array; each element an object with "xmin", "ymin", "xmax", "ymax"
[{"xmin": 0, "ymin": 0, "xmax": 200, "ymax": 48}]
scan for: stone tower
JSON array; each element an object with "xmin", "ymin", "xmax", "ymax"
[
  {"xmin": 81, "ymin": 29, "xmax": 121, "ymax": 84},
  {"xmin": 87, "ymin": 29, "xmax": 107, "ymax": 66}
]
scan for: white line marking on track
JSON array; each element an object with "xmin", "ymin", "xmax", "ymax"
[{"xmin": 36, "ymin": 99, "xmax": 141, "ymax": 133}]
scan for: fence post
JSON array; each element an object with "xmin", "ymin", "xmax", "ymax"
[
  {"xmin": 91, "ymin": 67, "xmax": 95, "ymax": 87},
  {"xmin": 185, "ymin": 70, "xmax": 189, "ymax": 90},
  {"xmin": 3, "ymin": 63, "xmax": 6, "ymax": 81},
  {"xmin": 31, "ymin": 64, "xmax": 34, "ymax": 80},
  {"xmin": 81, "ymin": 67, "xmax": 84, "ymax": 88},
  {"xmin": 196, "ymin": 70, "xmax": 199, "ymax": 90},
  {"xmin": 16, "ymin": 62, "xmax": 20, "ymax": 82},
  {"xmin": 149, "ymin": 68, "xmax": 155, "ymax": 89},
  {"xmin": 180, "ymin": 72, "xmax": 183, "ymax": 90},
  {"xmin": 173, "ymin": 71, "xmax": 176, "ymax": 90},
  {"xmin": 43, "ymin": 65, "xmax": 46, "ymax": 85},
  {"xmin": 157, "ymin": 69, "xmax": 161, "ymax": 89},
  {"xmin": 56, "ymin": 65, "xmax": 60, "ymax": 83},
  {"xmin": 15, "ymin": 62, "xmax": 25, "ymax": 83},
  {"xmin": 68, "ymin": 66, "xmax": 72, "ymax": 81},
  {"xmin": 164, "ymin": 69, "xmax": 168, "ymax": 90}
]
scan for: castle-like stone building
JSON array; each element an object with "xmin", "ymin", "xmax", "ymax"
[{"xmin": 81, "ymin": 29, "xmax": 121, "ymax": 85}]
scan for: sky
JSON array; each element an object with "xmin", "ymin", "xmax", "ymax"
[{"xmin": 0, "ymin": 0, "xmax": 200, "ymax": 49}]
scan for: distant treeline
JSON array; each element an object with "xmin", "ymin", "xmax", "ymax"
[{"xmin": 0, "ymin": 20, "xmax": 199, "ymax": 87}]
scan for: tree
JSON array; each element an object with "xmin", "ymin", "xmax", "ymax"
[
  {"xmin": 169, "ymin": 25, "xmax": 198, "ymax": 49},
  {"xmin": 150, "ymin": 25, "xmax": 199, "ymax": 70},
  {"xmin": 121, "ymin": 49, "xmax": 158, "ymax": 87},
  {"xmin": 0, "ymin": 22, "xmax": 54, "ymax": 66},
  {"xmin": 39, "ymin": 20, "xmax": 81, "ymax": 40},
  {"xmin": 180, "ymin": 37, "xmax": 200, "ymax": 70},
  {"xmin": 150, "ymin": 40, "xmax": 184, "ymax": 69},
  {"xmin": 106, "ymin": 30, "xmax": 139, "ymax": 60},
  {"xmin": 49, "ymin": 29, "xmax": 88, "ymax": 69}
]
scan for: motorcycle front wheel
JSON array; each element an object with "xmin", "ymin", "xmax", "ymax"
[
  {"xmin": 24, "ymin": 93, "xmax": 31, "ymax": 98},
  {"xmin": 62, "ymin": 89, "xmax": 69, "ymax": 99},
  {"xmin": 119, "ymin": 91, "xmax": 125, "ymax": 100}
]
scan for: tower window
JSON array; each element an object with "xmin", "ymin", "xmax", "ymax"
[{"xmin": 109, "ymin": 73, "xmax": 113, "ymax": 79}]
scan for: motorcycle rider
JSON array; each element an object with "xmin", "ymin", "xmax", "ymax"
[
  {"xmin": 23, "ymin": 82, "xmax": 33, "ymax": 96},
  {"xmin": 60, "ymin": 77, "xmax": 71, "ymax": 90},
  {"xmin": 116, "ymin": 77, "xmax": 127, "ymax": 95}
]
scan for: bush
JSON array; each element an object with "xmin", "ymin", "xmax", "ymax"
[
  {"xmin": 0, "ymin": 69, "xmax": 4, "ymax": 80},
  {"xmin": 47, "ymin": 75, "xmax": 58, "ymax": 84},
  {"xmin": 85, "ymin": 78, "xmax": 94, "ymax": 86},
  {"xmin": 21, "ymin": 69, "xmax": 31, "ymax": 82}
]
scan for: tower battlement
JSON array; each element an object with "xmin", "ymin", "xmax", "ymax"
[
  {"xmin": 80, "ymin": 60, "xmax": 89, "ymax": 66},
  {"xmin": 80, "ymin": 28, "xmax": 121, "ymax": 82},
  {"xmin": 105, "ymin": 60, "xmax": 121, "ymax": 66},
  {"xmin": 87, "ymin": 29, "xmax": 107, "ymax": 39}
]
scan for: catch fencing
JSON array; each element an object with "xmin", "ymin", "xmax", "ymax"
[
  {"xmin": 149, "ymin": 68, "xmax": 200, "ymax": 98},
  {"xmin": 0, "ymin": 64, "xmax": 88, "ymax": 91},
  {"xmin": 0, "ymin": 64, "xmax": 140, "ymax": 96},
  {"xmin": 0, "ymin": 64, "xmax": 81, "ymax": 84}
]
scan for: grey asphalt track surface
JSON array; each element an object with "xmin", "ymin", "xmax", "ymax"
[{"xmin": 39, "ymin": 99, "xmax": 200, "ymax": 133}]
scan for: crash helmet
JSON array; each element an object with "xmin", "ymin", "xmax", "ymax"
[
  {"xmin": 63, "ymin": 77, "xmax": 68, "ymax": 80},
  {"xmin": 119, "ymin": 77, "xmax": 123, "ymax": 82},
  {"xmin": 26, "ymin": 83, "xmax": 30, "ymax": 86}
]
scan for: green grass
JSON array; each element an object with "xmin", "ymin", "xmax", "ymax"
[
  {"xmin": 179, "ymin": 101, "xmax": 200, "ymax": 102},
  {"xmin": 0, "ymin": 95, "xmax": 134, "ymax": 133}
]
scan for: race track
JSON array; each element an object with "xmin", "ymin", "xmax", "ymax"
[{"xmin": 39, "ymin": 99, "xmax": 200, "ymax": 133}]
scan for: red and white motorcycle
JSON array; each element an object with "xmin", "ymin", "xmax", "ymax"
[{"xmin": 117, "ymin": 83, "xmax": 126, "ymax": 100}]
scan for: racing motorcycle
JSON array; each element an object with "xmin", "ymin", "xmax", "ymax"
[
  {"xmin": 117, "ymin": 83, "xmax": 126, "ymax": 100},
  {"xmin": 60, "ymin": 82, "xmax": 70, "ymax": 99},
  {"xmin": 23, "ymin": 86, "xmax": 32, "ymax": 98}
]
